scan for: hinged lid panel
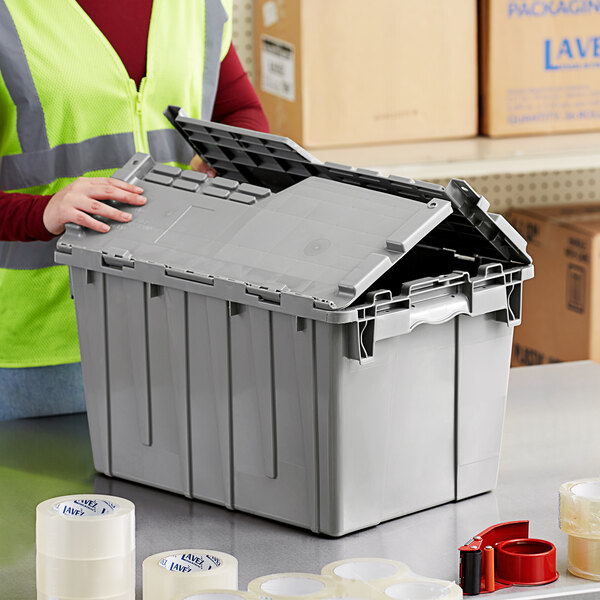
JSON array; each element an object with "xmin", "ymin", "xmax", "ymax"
[{"xmin": 165, "ymin": 106, "xmax": 531, "ymax": 266}]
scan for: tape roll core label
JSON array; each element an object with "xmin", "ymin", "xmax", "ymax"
[
  {"xmin": 159, "ymin": 553, "xmax": 223, "ymax": 574},
  {"xmin": 53, "ymin": 498, "xmax": 118, "ymax": 517}
]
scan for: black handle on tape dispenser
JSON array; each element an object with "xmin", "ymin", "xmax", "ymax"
[{"xmin": 460, "ymin": 548, "xmax": 482, "ymax": 595}]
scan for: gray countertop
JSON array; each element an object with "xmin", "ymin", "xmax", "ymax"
[{"xmin": 2, "ymin": 361, "xmax": 600, "ymax": 599}]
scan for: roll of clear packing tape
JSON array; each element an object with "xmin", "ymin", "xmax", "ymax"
[
  {"xmin": 560, "ymin": 479, "xmax": 600, "ymax": 580},
  {"xmin": 248, "ymin": 573, "xmax": 336, "ymax": 600},
  {"xmin": 321, "ymin": 559, "xmax": 410, "ymax": 595},
  {"xmin": 143, "ymin": 550, "xmax": 238, "ymax": 600},
  {"xmin": 567, "ymin": 536, "xmax": 600, "ymax": 581},
  {"xmin": 36, "ymin": 494, "xmax": 135, "ymax": 560},
  {"xmin": 183, "ymin": 590, "xmax": 255, "ymax": 600},
  {"xmin": 384, "ymin": 577, "xmax": 462, "ymax": 600},
  {"xmin": 36, "ymin": 550, "xmax": 135, "ymax": 598},
  {"xmin": 560, "ymin": 479, "xmax": 600, "ymax": 538}
]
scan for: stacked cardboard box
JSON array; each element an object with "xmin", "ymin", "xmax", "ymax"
[
  {"xmin": 481, "ymin": 1, "xmax": 600, "ymax": 137},
  {"xmin": 253, "ymin": 0, "xmax": 478, "ymax": 147},
  {"xmin": 509, "ymin": 204, "xmax": 600, "ymax": 366}
]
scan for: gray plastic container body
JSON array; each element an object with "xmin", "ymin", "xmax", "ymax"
[
  {"xmin": 69, "ymin": 267, "xmax": 515, "ymax": 535},
  {"xmin": 57, "ymin": 116, "xmax": 533, "ymax": 536}
]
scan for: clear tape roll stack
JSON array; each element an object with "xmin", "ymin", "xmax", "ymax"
[
  {"xmin": 143, "ymin": 550, "xmax": 238, "ymax": 600},
  {"xmin": 560, "ymin": 479, "xmax": 600, "ymax": 580},
  {"xmin": 36, "ymin": 494, "xmax": 135, "ymax": 600},
  {"xmin": 248, "ymin": 573, "xmax": 337, "ymax": 600},
  {"xmin": 321, "ymin": 559, "xmax": 410, "ymax": 596}
]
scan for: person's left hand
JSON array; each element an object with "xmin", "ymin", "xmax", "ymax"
[{"xmin": 190, "ymin": 155, "xmax": 216, "ymax": 178}]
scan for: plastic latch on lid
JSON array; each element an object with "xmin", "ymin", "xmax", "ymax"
[{"xmin": 102, "ymin": 248, "xmax": 134, "ymax": 268}]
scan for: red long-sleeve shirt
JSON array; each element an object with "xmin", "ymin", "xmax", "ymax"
[{"xmin": 0, "ymin": 0, "xmax": 268, "ymax": 242}]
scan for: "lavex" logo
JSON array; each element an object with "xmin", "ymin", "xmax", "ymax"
[{"xmin": 544, "ymin": 35, "xmax": 600, "ymax": 70}]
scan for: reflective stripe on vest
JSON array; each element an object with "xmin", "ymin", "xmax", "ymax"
[
  {"xmin": 147, "ymin": 129, "xmax": 194, "ymax": 166},
  {"xmin": 0, "ymin": 0, "xmax": 48, "ymax": 154},
  {"xmin": 202, "ymin": 0, "xmax": 228, "ymax": 120},
  {"xmin": 0, "ymin": 132, "xmax": 136, "ymax": 191},
  {"xmin": 0, "ymin": 239, "xmax": 56, "ymax": 270}
]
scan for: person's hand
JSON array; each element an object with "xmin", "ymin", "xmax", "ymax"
[
  {"xmin": 43, "ymin": 177, "xmax": 147, "ymax": 235},
  {"xmin": 190, "ymin": 154, "xmax": 217, "ymax": 178}
]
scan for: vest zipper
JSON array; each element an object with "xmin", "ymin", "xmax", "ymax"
[{"xmin": 132, "ymin": 78, "xmax": 149, "ymax": 154}]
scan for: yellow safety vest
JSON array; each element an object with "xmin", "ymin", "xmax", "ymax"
[{"xmin": 0, "ymin": 0, "xmax": 232, "ymax": 367}]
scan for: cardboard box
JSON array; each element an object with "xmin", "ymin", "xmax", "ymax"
[
  {"xmin": 481, "ymin": 1, "xmax": 600, "ymax": 137},
  {"xmin": 508, "ymin": 204, "xmax": 600, "ymax": 366},
  {"xmin": 254, "ymin": 0, "xmax": 478, "ymax": 148}
]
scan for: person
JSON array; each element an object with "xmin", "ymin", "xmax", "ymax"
[{"xmin": 0, "ymin": 0, "xmax": 269, "ymax": 419}]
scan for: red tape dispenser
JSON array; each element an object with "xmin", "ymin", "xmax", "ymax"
[{"xmin": 459, "ymin": 520, "xmax": 558, "ymax": 595}]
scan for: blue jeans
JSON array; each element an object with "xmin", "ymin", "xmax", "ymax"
[{"xmin": 0, "ymin": 363, "xmax": 86, "ymax": 420}]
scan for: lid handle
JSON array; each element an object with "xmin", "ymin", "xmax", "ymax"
[
  {"xmin": 338, "ymin": 254, "xmax": 392, "ymax": 297},
  {"xmin": 386, "ymin": 200, "xmax": 452, "ymax": 254}
]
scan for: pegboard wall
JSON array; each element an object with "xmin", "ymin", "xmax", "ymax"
[
  {"xmin": 428, "ymin": 169, "xmax": 600, "ymax": 213},
  {"xmin": 232, "ymin": 0, "xmax": 255, "ymax": 80}
]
